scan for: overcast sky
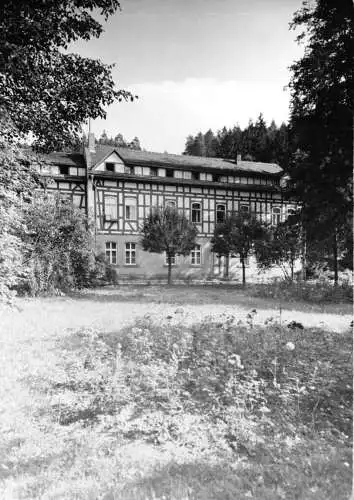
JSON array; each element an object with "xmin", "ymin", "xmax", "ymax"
[{"xmin": 73, "ymin": 0, "xmax": 304, "ymax": 154}]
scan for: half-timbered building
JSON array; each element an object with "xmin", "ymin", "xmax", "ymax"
[{"xmin": 40, "ymin": 134, "xmax": 295, "ymax": 281}]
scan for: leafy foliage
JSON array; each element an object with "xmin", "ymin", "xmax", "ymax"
[
  {"xmin": 1, "ymin": 0, "xmax": 135, "ymax": 151},
  {"xmin": 22, "ymin": 196, "xmax": 95, "ymax": 294},
  {"xmin": 140, "ymin": 206, "xmax": 198, "ymax": 284},
  {"xmin": 0, "ymin": 116, "xmax": 42, "ymax": 301},
  {"xmin": 255, "ymin": 216, "xmax": 302, "ymax": 280},
  {"xmin": 211, "ymin": 213, "xmax": 267, "ymax": 284},
  {"xmin": 288, "ymin": 0, "xmax": 353, "ymax": 282}
]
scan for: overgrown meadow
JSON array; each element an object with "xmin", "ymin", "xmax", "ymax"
[{"xmin": 0, "ymin": 299, "xmax": 352, "ymax": 500}]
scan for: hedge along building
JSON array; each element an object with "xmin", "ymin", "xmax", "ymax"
[{"xmin": 41, "ymin": 134, "xmax": 296, "ymax": 282}]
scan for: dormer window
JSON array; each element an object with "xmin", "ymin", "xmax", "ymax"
[
  {"xmin": 59, "ymin": 165, "xmax": 69, "ymax": 175},
  {"xmin": 150, "ymin": 167, "xmax": 158, "ymax": 176},
  {"xmin": 124, "ymin": 166, "xmax": 134, "ymax": 175},
  {"xmin": 105, "ymin": 162, "xmax": 115, "ymax": 172}
]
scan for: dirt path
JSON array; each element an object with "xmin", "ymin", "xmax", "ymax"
[{"xmin": 1, "ymin": 298, "xmax": 351, "ymax": 344}]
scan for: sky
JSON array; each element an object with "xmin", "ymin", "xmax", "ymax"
[{"xmin": 72, "ymin": 0, "xmax": 304, "ymax": 154}]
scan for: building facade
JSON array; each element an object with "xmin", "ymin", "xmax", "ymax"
[{"xmin": 39, "ymin": 135, "xmax": 295, "ymax": 282}]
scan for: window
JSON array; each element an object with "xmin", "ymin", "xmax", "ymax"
[
  {"xmin": 287, "ymin": 208, "xmax": 296, "ymax": 217},
  {"xmin": 125, "ymin": 242, "xmax": 136, "ymax": 265},
  {"xmin": 59, "ymin": 165, "xmax": 69, "ymax": 175},
  {"xmin": 240, "ymin": 204, "xmax": 249, "ymax": 214},
  {"xmin": 272, "ymin": 207, "xmax": 281, "ymax": 225},
  {"xmin": 104, "ymin": 195, "xmax": 118, "ymax": 220},
  {"xmin": 150, "ymin": 167, "xmax": 158, "ymax": 176},
  {"xmin": 174, "ymin": 170, "xmax": 183, "ymax": 179},
  {"xmin": 165, "ymin": 253, "xmax": 177, "ymax": 265},
  {"xmin": 105, "ymin": 242, "xmax": 117, "ymax": 264},
  {"xmin": 212, "ymin": 174, "xmax": 220, "ymax": 182},
  {"xmin": 124, "ymin": 165, "xmax": 134, "ymax": 174},
  {"xmin": 125, "ymin": 198, "xmax": 137, "ymax": 220},
  {"xmin": 191, "ymin": 202, "xmax": 201, "ymax": 223},
  {"xmin": 191, "ymin": 171, "xmax": 200, "ymax": 181},
  {"xmin": 105, "ymin": 162, "xmax": 115, "ymax": 172},
  {"xmin": 166, "ymin": 169, "xmax": 174, "ymax": 178},
  {"xmin": 166, "ymin": 200, "xmax": 176, "ymax": 208},
  {"xmin": 191, "ymin": 245, "xmax": 201, "ymax": 265},
  {"xmin": 216, "ymin": 204, "xmax": 226, "ymax": 223}
]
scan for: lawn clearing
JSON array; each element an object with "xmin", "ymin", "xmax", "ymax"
[{"xmin": 0, "ymin": 287, "xmax": 352, "ymax": 499}]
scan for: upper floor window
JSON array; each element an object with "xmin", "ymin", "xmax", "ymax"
[
  {"xmin": 105, "ymin": 162, "xmax": 115, "ymax": 172},
  {"xmin": 191, "ymin": 202, "xmax": 201, "ymax": 223},
  {"xmin": 212, "ymin": 174, "xmax": 221, "ymax": 182},
  {"xmin": 272, "ymin": 207, "xmax": 281, "ymax": 225},
  {"xmin": 105, "ymin": 242, "xmax": 117, "ymax": 265},
  {"xmin": 59, "ymin": 165, "xmax": 69, "ymax": 175},
  {"xmin": 125, "ymin": 198, "xmax": 137, "ymax": 220},
  {"xmin": 216, "ymin": 204, "xmax": 226, "ymax": 223},
  {"xmin": 166, "ymin": 169, "xmax": 174, "ymax": 178},
  {"xmin": 287, "ymin": 208, "xmax": 296, "ymax": 217},
  {"xmin": 191, "ymin": 245, "xmax": 201, "ymax": 265},
  {"xmin": 166, "ymin": 200, "xmax": 176, "ymax": 208},
  {"xmin": 191, "ymin": 171, "xmax": 200, "ymax": 181},
  {"xmin": 104, "ymin": 195, "xmax": 118, "ymax": 221},
  {"xmin": 125, "ymin": 242, "xmax": 136, "ymax": 265},
  {"xmin": 240, "ymin": 204, "xmax": 249, "ymax": 214}
]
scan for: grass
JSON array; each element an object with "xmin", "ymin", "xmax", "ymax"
[{"xmin": 0, "ymin": 286, "xmax": 352, "ymax": 499}]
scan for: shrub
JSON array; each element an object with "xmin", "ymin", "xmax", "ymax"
[{"xmin": 249, "ymin": 279, "xmax": 353, "ymax": 304}]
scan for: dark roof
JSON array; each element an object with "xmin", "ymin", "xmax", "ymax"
[
  {"xmin": 44, "ymin": 152, "xmax": 86, "ymax": 168},
  {"xmin": 87, "ymin": 145, "xmax": 283, "ymax": 176}
]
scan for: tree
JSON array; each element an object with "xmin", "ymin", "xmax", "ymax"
[
  {"xmin": 211, "ymin": 213, "xmax": 266, "ymax": 285},
  {"xmin": 129, "ymin": 137, "xmax": 142, "ymax": 151},
  {"xmin": 255, "ymin": 217, "xmax": 302, "ymax": 281},
  {"xmin": 288, "ymin": 0, "xmax": 353, "ymax": 283},
  {"xmin": 140, "ymin": 206, "xmax": 198, "ymax": 284},
  {"xmin": 0, "ymin": 115, "xmax": 42, "ymax": 301},
  {"xmin": 1, "ymin": 0, "xmax": 135, "ymax": 152},
  {"xmin": 23, "ymin": 196, "xmax": 95, "ymax": 294}
]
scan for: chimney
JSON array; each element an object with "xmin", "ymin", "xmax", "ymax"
[{"xmin": 88, "ymin": 132, "xmax": 95, "ymax": 153}]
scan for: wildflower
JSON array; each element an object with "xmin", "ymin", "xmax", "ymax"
[{"xmin": 285, "ymin": 342, "xmax": 295, "ymax": 351}]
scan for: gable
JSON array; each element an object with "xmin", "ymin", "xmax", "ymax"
[{"xmin": 94, "ymin": 151, "xmax": 125, "ymax": 173}]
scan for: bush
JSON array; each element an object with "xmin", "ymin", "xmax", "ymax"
[
  {"xmin": 249, "ymin": 280, "xmax": 353, "ymax": 304},
  {"xmin": 22, "ymin": 197, "xmax": 95, "ymax": 295}
]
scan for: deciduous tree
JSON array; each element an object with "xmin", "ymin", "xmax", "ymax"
[
  {"xmin": 211, "ymin": 213, "xmax": 266, "ymax": 285},
  {"xmin": 255, "ymin": 217, "xmax": 302, "ymax": 281},
  {"xmin": 1, "ymin": 0, "xmax": 134, "ymax": 152},
  {"xmin": 140, "ymin": 206, "xmax": 198, "ymax": 284}
]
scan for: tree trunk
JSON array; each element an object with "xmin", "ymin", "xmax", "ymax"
[
  {"xmin": 333, "ymin": 230, "xmax": 338, "ymax": 286},
  {"xmin": 223, "ymin": 254, "xmax": 229, "ymax": 279},
  {"xmin": 167, "ymin": 254, "xmax": 172, "ymax": 285},
  {"xmin": 291, "ymin": 258, "xmax": 294, "ymax": 281},
  {"xmin": 301, "ymin": 224, "xmax": 307, "ymax": 281},
  {"xmin": 241, "ymin": 256, "xmax": 246, "ymax": 286}
]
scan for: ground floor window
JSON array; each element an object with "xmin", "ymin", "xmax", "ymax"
[
  {"xmin": 191, "ymin": 245, "xmax": 201, "ymax": 265},
  {"xmin": 272, "ymin": 207, "xmax": 281, "ymax": 225},
  {"xmin": 125, "ymin": 242, "xmax": 136, "ymax": 265},
  {"xmin": 105, "ymin": 242, "xmax": 117, "ymax": 264},
  {"xmin": 165, "ymin": 253, "xmax": 177, "ymax": 265}
]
